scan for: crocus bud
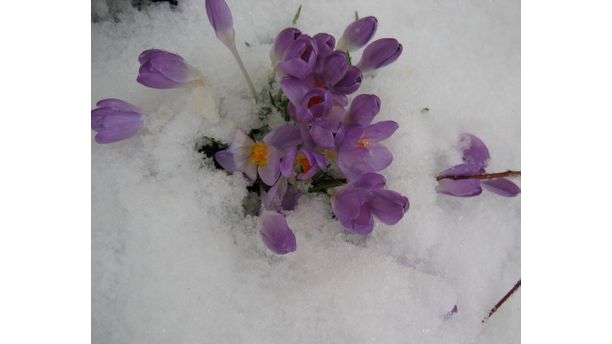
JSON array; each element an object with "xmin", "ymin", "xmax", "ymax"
[
  {"xmin": 137, "ymin": 49, "xmax": 200, "ymax": 89},
  {"xmin": 313, "ymin": 33, "xmax": 336, "ymax": 58},
  {"xmin": 91, "ymin": 99, "xmax": 145, "ymax": 144},
  {"xmin": 277, "ymin": 35, "xmax": 319, "ymax": 79},
  {"xmin": 205, "ymin": 0, "xmax": 235, "ymax": 48},
  {"xmin": 356, "ymin": 38, "xmax": 403, "ymax": 73},
  {"xmin": 271, "ymin": 27, "xmax": 302, "ymax": 67},
  {"xmin": 337, "ymin": 16, "xmax": 378, "ymax": 52}
]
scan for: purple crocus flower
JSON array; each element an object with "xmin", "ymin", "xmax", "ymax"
[
  {"xmin": 91, "ymin": 99, "xmax": 145, "ymax": 144},
  {"xmin": 280, "ymin": 146, "xmax": 327, "ymax": 180},
  {"xmin": 271, "ymin": 27, "xmax": 302, "ymax": 66},
  {"xmin": 214, "ymin": 124, "xmax": 301, "ymax": 186},
  {"xmin": 205, "ymin": 0, "xmax": 235, "ymax": 48},
  {"xmin": 331, "ymin": 173, "xmax": 409, "ymax": 235},
  {"xmin": 337, "ymin": 16, "xmax": 378, "ymax": 52},
  {"xmin": 356, "ymin": 38, "xmax": 403, "ymax": 73},
  {"xmin": 137, "ymin": 49, "xmax": 201, "ymax": 89},
  {"xmin": 436, "ymin": 134, "xmax": 521, "ymax": 197},
  {"xmin": 337, "ymin": 120, "xmax": 399, "ymax": 181},
  {"xmin": 277, "ymin": 35, "xmax": 319, "ymax": 79},
  {"xmin": 260, "ymin": 210, "xmax": 297, "ymax": 254}
]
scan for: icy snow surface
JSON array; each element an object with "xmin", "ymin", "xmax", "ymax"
[{"xmin": 92, "ymin": 0, "xmax": 520, "ymax": 343}]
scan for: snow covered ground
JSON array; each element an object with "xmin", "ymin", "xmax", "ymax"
[{"xmin": 92, "ymin": 0, "xmax": 520, "ymax": 343}]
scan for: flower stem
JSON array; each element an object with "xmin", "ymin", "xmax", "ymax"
[
  {"xmin": 229, "ymin": 45, "xmax": 258, "ymax": 102},
  {"xmin": 482, "ymin": 279, "xmax": 521, "ymax": 323},
  {"xmin": 436, "ymin": 170, "xmax": 521, "ymax": 182}
]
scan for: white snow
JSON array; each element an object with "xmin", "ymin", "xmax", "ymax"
[{"xmin": 92, "ymin": 0, "xmax": 520, "ymax": 343}]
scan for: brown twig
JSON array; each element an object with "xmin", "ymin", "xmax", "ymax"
[
  {"xmin": 482, "ymin": 279, "xmax": 521, "ymax": 323},
  {"xmin": 436, "ymin": 170, "xmax": 521, "ymax": 182}
]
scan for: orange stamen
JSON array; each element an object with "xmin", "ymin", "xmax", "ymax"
[
  {"xmin": 250, "ymin": 144, "xmax": 269, "ymax": 166},
  {"xmin": 307, "ymin": 96, "xmax": 324, "ymax": 108},
  {"xmin": 356, "ymin": 137, "xmax": 373, "ymax": 148},
  {"xmin": 297, "ymin": 154, "xmax": 312, "ymax": 174}
]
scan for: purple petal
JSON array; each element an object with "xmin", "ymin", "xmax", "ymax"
[
  {"xmin": 280, "ymin": 78, "xmax": 310, "ymax": 105},
  {"xmin": 357, "ymin": 38, "xmax": 403, "ymax": 73},
  {"xmin": 364, "ymin": 121, "xmax": 398, "ymax": 142},
  {"xmin": 95, "ymin": 98, "xmax": 140, "ymax": 113},
  {"xmin": 346, "ymin": 94, "xmax": 381, "ymax": 127},
  {"xmin": 260, "ymin": 211, "xmax": 297, "ymax": 254},
  {"xmin": 264, "ymin": 177, "xmax": 288, "ymax": 211},
  {"xmin": 310, "ymin": 125, "xmax": 335, "ymax": 150},
  {"xmin": 342, "ymin": 205, "xmax": 374, "ymax": 235},
  {"xmin": 331, "ymin": 65, "xmax": 362, "ymax": 95},
  {"xmin": 258, "ymin": 146, "xmax": 281, "ymax": 186},
  {"xmin": 460, "ymin": 133, "xmax": 490, "ymax": 168},
  {"xmin": 439, "ymin": 163, "xmax": 484, "ymax": 177},
  {"xmin": 368, "ymin": 189, "xmax": 409, "ymax": 225},
  {"xmin": 338, "ymin": 16, "xmax": 378, "ymax": 52},
  {"xmin": 205, "ymin": 0, "xmax": 235, "ymax": 46},
  {"xmin": 312, "ymin": 150, "xmax": 327, "ymax": 170},
  {"xmin": 350, "ymin": 172, "xmax": 386, "ymax": 191},
  {"xmin": 137, "ymin": 65, "xmax": 184, "ymax": 89},
  {"xmin": 214, "ymin": 149, "xmax": 237, "ymax": 172},
  {"xmin": 95, "ymin": 125, "xmax": 142, "ymax": 144},
  {"xmin": 436, "ymin": 179, "xmax": 482, "ymax": 197},
  {"xmin": 332, "ymin": 189, "xmax": 366, "ymax": 223},
  {"xmin": 280, "ymin": 146, "xmax": 298, "ymax": 178},
  {"xmin": 281, "ymin": 184, "xmax": 302, "ymax": 211},
  {"xmin": 320, "ymin": 51, "xmax": 349, "ymax": 86},
  {"xmin": 263, "ymin": 124, "xmax": 301, "ymax": 153},
  {"xmin": 481, "ymin": 178, "xmax": 521, "ymax": 197}
]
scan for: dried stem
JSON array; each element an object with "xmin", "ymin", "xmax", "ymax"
[
  {"xmin": 482, "ymin": 279, "xmax": 521, "ymax": 323},
  {"xmin": 436, "ymin": 170, "xmax": 521, "ymax": 182}
]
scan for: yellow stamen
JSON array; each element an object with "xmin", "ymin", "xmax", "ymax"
[{"xmin": 250, "ymin": 144, "xmax": 269, "ymax": 166}]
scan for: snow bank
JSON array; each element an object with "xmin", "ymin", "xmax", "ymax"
[{"xmin": 92, "ymin": 0, "xmax": 520, "ymax": 342}]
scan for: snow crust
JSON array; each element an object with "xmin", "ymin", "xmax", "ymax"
[{"xmin": 92, "ymin": 0, "xmax": 520, "ymax": 342}]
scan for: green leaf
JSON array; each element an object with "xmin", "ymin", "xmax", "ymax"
[{"xmin": 292, "ymin": 4, "xmax": 302, "ymax": 25}]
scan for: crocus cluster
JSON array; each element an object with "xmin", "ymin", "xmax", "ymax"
[
  {"xmin": 436, "ymin": 134, "xmax": 521, "ymax": 197},
  {"xmin": 213, "ymin": 9, "xmax": 409, "ymax": 254}
]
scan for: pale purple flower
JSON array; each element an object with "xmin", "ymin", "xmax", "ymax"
[
  {"xmin": 280, "ymin": 146, "xmax": 327, "ymax": 180},
  {"xmin": 356, "ymin": 38, "xmax": 403, "ymax": 73},
  {"xmin": 214, "ymin": 124, "xmax": 300, "ymax": 186},
  {"xmin": 337, "ymin": 16, "xmax": 378, "ymax": 52},
  {"xmin": 205, "ymin": 0, "xmax": 235, "ymax": 48},
  {"xmin": 137, "ymin": 49, "xmax": 200, "ymax": 89},
  {"xmin": 91, "ymin": 99, "xmax": 145, "ymax": 144},
  {"xmin": 437, "ymin": 134, "xmax": 521, "ymax": 197},
  {"xmin": 260, "ymin": 210, "xmax": 297, "ymax": 254},
  {"xmin": 271, "ymin": 28, "xmax": 302, "ymax": 66},
  {"xmin": 331, "ymin": 173, "xmax": 409, "ymax": 235},
  {"xmin": 337, "ymin": 121, "xmax": 399, "ymax": 180}
]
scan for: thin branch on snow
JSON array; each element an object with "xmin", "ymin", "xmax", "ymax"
[
  {"xmin": 436, "ymin": 170, "xmax": 521, "ymax": 182},
  {"xmin": 482, "ymin": 279, "xmax": 521, "ymax": 323}
]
